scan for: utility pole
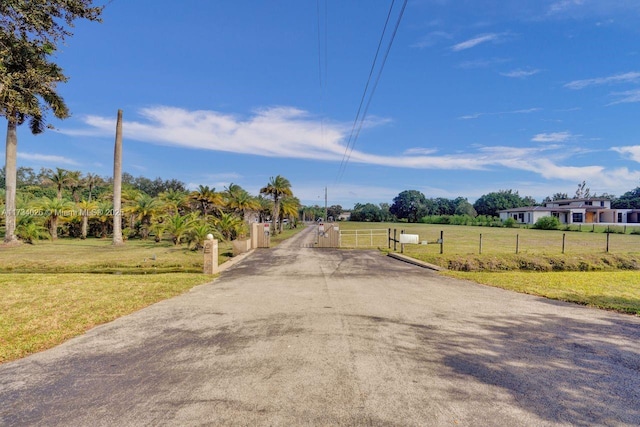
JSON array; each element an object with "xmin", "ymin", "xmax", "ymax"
[{"xmin": 324, "ymin": 187, "xmax": 328, "ymax": 222}]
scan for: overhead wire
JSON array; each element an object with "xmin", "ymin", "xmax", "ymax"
[{"xmin": 336, "ymin": 0, "xmax": 408, "ymax": 183}]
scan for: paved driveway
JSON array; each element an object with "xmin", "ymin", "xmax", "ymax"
[{"xmin": 1, "ymin": 227, "xmax": 639, "ymax": 426}]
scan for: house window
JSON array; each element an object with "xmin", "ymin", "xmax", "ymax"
[
  {"xmin": 572, "ymin": 213, "xmax": 583, "ymax": 223},
  {"xmin": 601, "ymin": 201, "xmax": 605, "ymax": 207},
  {"xmin": 513, "ymin": 214, "xmax": 518, "ymax": 219},
  {"xmin": 518, "ymin": 213, "xmax": 524, "ymax": 222},
  {"xmin": 585, "ymin": 201, "xmax": 592, "ymax": 206},
  {"xmin": 618, "ymin": 213, "xmax": 623, "ymax": 223}
]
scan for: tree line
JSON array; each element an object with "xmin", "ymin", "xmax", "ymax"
[
  {"xmin": 349, "ymin": 184, "xmax": 640, "ymax": 224},
  {"xmin": 0, "ymin": 167, "xmax": 299, "ymax": 246}
]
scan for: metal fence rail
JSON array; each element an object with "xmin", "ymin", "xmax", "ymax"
[{"xmin": 339, "ymin": 228, "xmax": 389, "ymax": 248}]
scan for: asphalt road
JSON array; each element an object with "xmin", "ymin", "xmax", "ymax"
[{"xmin": 1, "ymin": 227, "xmax": 640, "ymax": 426}]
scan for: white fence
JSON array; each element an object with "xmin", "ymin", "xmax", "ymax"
[{"xmin": 339, "ymin": 228, "xmax": 389, "ymax": 248}]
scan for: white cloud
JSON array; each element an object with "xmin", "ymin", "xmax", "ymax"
[
  {"xmin": 451, "ymin": 33, "xmax": 501, "ymax": 52},
  {"xmin": 500, "ymin": 68, "xmax": 540, "ymax": 78},
  {"xmin": 612, "ymin": 145, "xmax": 640, "ymax": 162},
  {"xmin": 608, "ymin": 89, "xmax": 640, "ymax": 105},
  {"xmin": 457, "ymin": 57, "xmax": 510, "ymax": 69},
  {"xmin": 459, "ymin": 107, "xmax": 541, "ymax": 120},
  {"xmin": 17, "ymin": 152, "xmax": 79, "ymax": 166},
  {"xmin": 548, "ymin": 0, "xmax": 585, "ymax": 15},
  {"xmin": 564, "ymin": 71, "xmax": 640, "ymax": 89},
  {"xmin": 531, "ymin": 131, "xmax": 573, "ymax": 143},
  {"xmin": 60, "ymin": 105, "xmax": 636, "ymax": 189},
  {"xmin": 410, "ymin": 31, "xmax": 451, "ymax": 49}
]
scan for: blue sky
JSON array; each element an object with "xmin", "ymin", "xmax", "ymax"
[{"xmin": 6, "ymin": 0, "xmax": 640, "ymax": 208}]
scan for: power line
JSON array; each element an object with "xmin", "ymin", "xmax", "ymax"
[{"xmin": 336, "ymin": 0, "xmax": 408, "ymax": 183}]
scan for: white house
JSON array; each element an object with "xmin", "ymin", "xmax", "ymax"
[{"xmin": 499, "ymin": 198, "xmax": 640, "ymax": 225}]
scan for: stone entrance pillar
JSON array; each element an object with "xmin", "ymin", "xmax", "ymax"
[{"xmin": 203, "ymin": 234, "xmax": 219, "ymax": 274}]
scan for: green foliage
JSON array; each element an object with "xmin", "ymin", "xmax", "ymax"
[
  {"xmin": 533, "ymin": 216, "xmax": 560, "ymax": 230},
  {"xmin": 473, "ymin": 189, "xmax": 533, "ymax": 217},
  {"xmin": 390, "ymin": 190, "xmax": 427, "ymax": 223},
  {"xmin": 503, "ymin": 217, "xmax": 516, "ymax": 228},
  {"xmin": 350, "ymin": 203, "xmax": 391, "ymax": 222},
  {"xmin": 612, "ymin": 187, "xmax": 640, "ymax": 209}
]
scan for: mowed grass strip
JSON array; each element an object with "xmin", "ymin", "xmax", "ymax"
[
  {"xmin": 443, "ymin": 271, "xmax": 640, "ymax": 315},
  {"xmin": 0, "ymin": 238, "xmax": 232, "ymax": 274},
  {"xmin": 0, "ymin": 273, "xmax": 210, "ymax": 363}
]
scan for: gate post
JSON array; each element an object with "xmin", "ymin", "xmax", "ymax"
[{"xmin": 203, "ymin": 234, "xmax": 219, "ymax": 274}]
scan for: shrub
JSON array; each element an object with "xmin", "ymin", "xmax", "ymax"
[
  {"xmin": 533, "ymin": 216, "xmax": 560, "ymax": 230},
  {"xmin": 503, "ymin": 217, "xmax": 516, "ymax": 228}
]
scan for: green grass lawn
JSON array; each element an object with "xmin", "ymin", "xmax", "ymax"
[
  {"xmin": 0, "ymin": 273, "xmax": 210, "ymax": 363},
  {"xmin": 0, "ymin": 238, "xmax": 228, "ymax": 273},
  {"xmin": 0, "ymin": 226, "xmax": 306, "ymax": 363},
  {"xmin": 443, "ymin": 270, "xmax": 640, "ymax": 315}
]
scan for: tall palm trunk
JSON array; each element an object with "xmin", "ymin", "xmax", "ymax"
[
  {"xmin": 272, "ymin": 198, "xmax": 280, "ymax": 235},
  {"xmin": 4, "ymin": 120, "xmax": 19, "ymax": 244},
  {"xmin": 81, "ymin": 214, "xmax": 88, "ymax": 239},
  {"xmin": 112, "ymin": 109, "xmax": 124, "ymax": 245}
]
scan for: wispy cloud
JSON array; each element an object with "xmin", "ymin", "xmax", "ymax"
[
  {"xmin": 608, "ymin": 89, "xmax": 640, "ymax": 105},
  {"xmin": 60, "ymin": 105, "xmax": 636, "ymax": 188},
  {"xmin": 451, "ymin": 33, "xmax": 503, "ymax": 52},
  {"xmin": 548, "ymin": 0, "xmax": 585, "ymax": 15},
  {"xmin": 457, "ymin": 57, "xmax": 510, "ymax": 69},
  {"xmin": 531, "ymin": 131, "xmax": 573, "ymax": 143},
  {"xmin": 459, "ymin": 107, "xmax": 541, "ymax": 120},
  {"xmin": 612, "ymin": 145, "xmax": 640, "ymax": 162},
  {"xmin": 17, "ymin": 152, "xmax": 79, "ymax": 166},
  {"xmin": 564, "ymin": 71, "xmax": 640, "ymax": 89},
  {"xmin": 500, "ymin": 68, "xmax": 540, "ymax": 78},
  {"xmin": 410, "ymin": 31, "xmax": 451, "ymax": 49}
]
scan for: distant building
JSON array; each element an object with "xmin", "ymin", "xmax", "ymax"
[
  {"xmin": 499, "ymin": 198, "xmax": 640, "ymax": 225},
  {"xmin": 338, "ymin": 211, "xmax": 351, "ymax": 221}
]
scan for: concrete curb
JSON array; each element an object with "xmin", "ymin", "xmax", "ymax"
[
  {"xmin": 387, "ymin": 252, "xmax": 444, "ymax": 271},
  {"xmin": 218, "ymin": 249, "xmax": 256, "ymax": 273}
]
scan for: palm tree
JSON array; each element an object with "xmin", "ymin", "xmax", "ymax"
[
  {"xmin": 76, "ymin": 199, "xmax": 97, "ymax": 239},
  {"xmin": 2, "ymin": 39, "xmax": 70, "ymax": 244},
  {"xmin": 33, "ymin": 196, "xmax": 75, "ymax": 239},
  {"xmin": 42, "ymin": 167, "xmax": 76, "ymax": 200},
  {"xmin": 165, "ymin": 213, "xmax": 197, "ymax": 245},
  {"xmin": 16, "ymin": 217, "xmax": 49, "ymax": 244},
  {"xmin": 112, "ymin": 109, "xmax": 124, "ymax": 245},
  {"xmin": 190, "ymin": 185, "xmax": 223, "ymax": 216},
  {"xmin": 82, "ymin": 173, "xmax": 102, "ymax": 202},
  {"xmin": 256, "ymin": 195, "xmax": 273, "ymax": 223},
  {"xmin": 279, "ymin": 196, "xmax": 301, "ymax": 232},
  {"xmin": 225, "ymin": 183, "xmax": 259, "ymax": 221},
  {"xmin": 260, "ymin": 175, "xmax": 292, "ymax": 234},
  {"xmin": 126, "ymin": 193, "xmax": 161, "ymax": 239},
  {"xmin": 187, "ymin": 221, "xmax": 220, "ymax": 250},
  {"xmin": 159, "ymin": 189, "xmax": 189, "ymax": 216},
  {"xmin": 94, "ymin": 200, "xmax": 113, "ymax": 238},
  {"xmin": 210, "ymin": 212, "xmax": 245, "ymax": 241}
]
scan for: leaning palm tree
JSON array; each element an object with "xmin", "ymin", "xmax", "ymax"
[
  {"xmin": 259, "ymin": 175, "xmax": 292, "ymax": 234},
  {"xmin": 2, "ymin": 39, "xmax": 70, "ymax": 244}
]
